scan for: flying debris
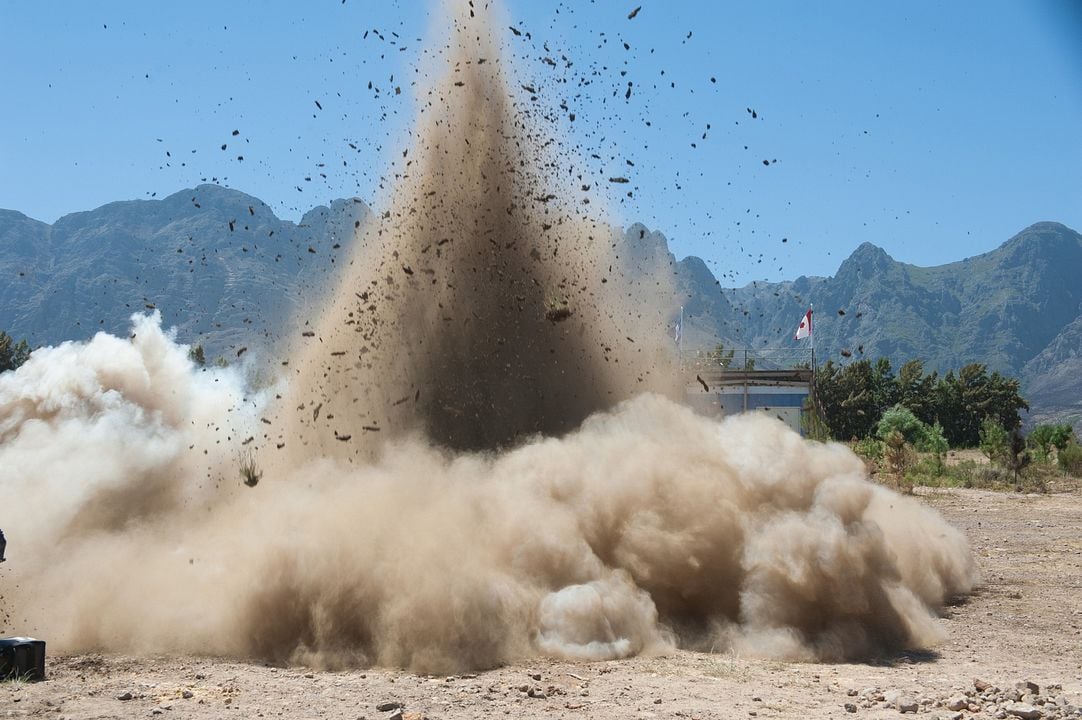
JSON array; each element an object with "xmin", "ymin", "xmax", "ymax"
[
  {"xmin": 0, "ymin": 0, "xmax": 978, "ymax": 679},
  {"xmin": 545, "ymin": 306, "xmax": 573, "ymax": 323}
]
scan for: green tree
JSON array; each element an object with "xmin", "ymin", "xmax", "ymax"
[
  {"xmin": 0, "ymin": 331, "xmax": 31, "ymax": 372},
  {"xmin": 954, "ymin": 364, "xmax": 995, "ymax": 447},
  {"xmin": 933, "ymin": 370, "xmax": 965, "ymax": 446},
  {"xmin": 934, "ymin": 364, "xmax": 1028, "ymax": 447},
  {"xmin": 188, "ymin": 343, "xmax": 206, "ymax": 367},
  {"xmin": 980, "ymin": 367, "xmax": 1028, "ymax": 432},
  {"xmin": 979, "ymin": 417, "xmax": 1009, "ymax": 466},
  {"xmin": 819, "ymin": 359, "xmax": 880, "ymax": 441},
  {"xmin": 896, "ymin": 359, "xmax": 937, "ymax": 425},
  {"xmin": 870, "ymin": 357, "xmax": 899, "ymax": 414},
  {"xmin": 1028, "ymin": 423, "xmax": 1074, "ymax": 463},
  {"xmin": 921, "ymin": 421, "xmax": 949, "ymax": 455},
  {"xmin": 815, "ymin": 356, "xmax": 1027, "ymax": 448},
  {"xmin": 921, "ymin": 421, "xmax": 950, "ymax": 473}
]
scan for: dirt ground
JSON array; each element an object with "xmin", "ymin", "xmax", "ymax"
[{"xmin": 4, "ymin": 487, "xmax": 1082, "ymax": 720}]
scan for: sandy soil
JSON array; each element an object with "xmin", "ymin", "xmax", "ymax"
[{"xmin": 4, "ymin": 486, "xmax": 1082, "ymax": 720}]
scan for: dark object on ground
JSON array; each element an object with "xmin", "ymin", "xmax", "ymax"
[{"xmin": 0, "ymin": 638, "xmax": 46, "ymax": 681}]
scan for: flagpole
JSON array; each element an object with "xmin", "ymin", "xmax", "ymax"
[{"xmin": 794, "ymin": 304, "xmax": 821, "ymax": 436}]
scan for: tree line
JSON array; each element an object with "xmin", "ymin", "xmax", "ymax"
[
  {"xmin": 0, "ymin": 331, "xmax": 31, "ymax": 373},
  {"xmin": 813, "ymin": 358, "xmax": 1028, "ymax": 447}
]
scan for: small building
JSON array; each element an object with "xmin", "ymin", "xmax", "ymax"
[{"xmin": 686, "ymin": 368, "xmax": 814, "ymax": 434}]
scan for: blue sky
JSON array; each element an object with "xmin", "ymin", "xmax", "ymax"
[{"xmin": 1, "ymin": 0, "xmax": 1080, "ymax": 285}]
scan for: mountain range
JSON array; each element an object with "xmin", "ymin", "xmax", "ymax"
[
  {"xmin": 663, "ymin": 220, "xmax": 1082, "ymax": 428},
  {"xmin": 0, "ymin": 185, "xmax": 367, "ymax": 361},
  {"xmin": 2, "ymin": 186, "xmax": 1079, "ymax": 429}
]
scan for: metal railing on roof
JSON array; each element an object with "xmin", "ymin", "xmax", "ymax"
[{"xmin": 680, "ymin": 346, "xmax": 814, "ymax": 373}]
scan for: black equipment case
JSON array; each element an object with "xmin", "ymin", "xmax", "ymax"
[{"xmin": 0, "ymin": 637, "xmax": 46, "ymax": 681}]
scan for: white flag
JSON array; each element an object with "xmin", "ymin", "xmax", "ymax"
[{"xmin": 794, "ymin": 309, "xmax": 812, "ymax": 340}]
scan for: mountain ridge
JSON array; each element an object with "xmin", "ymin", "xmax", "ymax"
[
  {"xmin": 668, "ymin": 219, "xmax": 1082, "ymax": 427},
  {"xmin": 2, "ymin": 188, "xmax": 1079, "ymax": 427},
  {"xmin": 0, "ymin": 184, "xmax": 369, "ymax": 360}
]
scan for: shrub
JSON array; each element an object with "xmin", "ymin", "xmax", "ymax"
[
  {"xmin": 882, "ymin": 430, "xmax": 915, "ymax": 492},
  {"xmin": 852, "ymin": 436, "xmax": 883, "ymax": 462},
  {"xmin": 907, "ymin": 455, "xmax": 952, "ymax": 487},
  {"xmin": 877, "ymin": 405, "xmax": 925, "ymax": 445},
  {"xmin": 1059, "ymin": 441, "xmax": 1082, "ymax": 477},
  {"xmin": 851, "ymin": 437, "xmax": 882, "ymax": 479},
  {"xmin": 951, "ymin": 459, "xmax": 983, "ymax": 489},
  {"xmin": 877, "ymin": 405, "xmax": 947, "ymax": 457},
  {"xmin": 917, "ymin": 422, "xmax": 949, "ymax": 476},
  {"xmin": 1029, "ymin": 423, "xmax": 1074, "ymax": 463},
  {"xmin": 975, "ymin": 465, "xmax": 1013, "ymax": 489}
]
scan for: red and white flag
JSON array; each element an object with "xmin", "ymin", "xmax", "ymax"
[{"xmin": 794, "ymin": 309, "xmax": 813, "ymax": 340}]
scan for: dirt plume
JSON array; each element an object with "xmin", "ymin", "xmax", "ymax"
[
  {"xmin": 274, "ymin": 1, "xmax": 675, "ymax": 461},
  {"xmin": 0, "ymin": 1, "xmax": 978, "ymax": 674}
]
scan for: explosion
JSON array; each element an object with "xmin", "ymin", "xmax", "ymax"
[{"xmin": 0, "ymin": 1, "xmax": 977, "ymax": 673}]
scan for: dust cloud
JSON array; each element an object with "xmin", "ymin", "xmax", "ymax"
[
  {"xmin": 273, "ymin": 1, "xmax": 676, "ymax": 461},
  {"xmin": 0, "ymin": 314, "xmax": 977, "ymax": 670},
  {"xmin": 0, "ymin": 0, "xmax": 977, "ymax": 674}
]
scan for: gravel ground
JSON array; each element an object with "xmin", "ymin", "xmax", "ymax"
[{"xmin": 4, "ymin": 486, "xmax": 1082, "ymax": 720}]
